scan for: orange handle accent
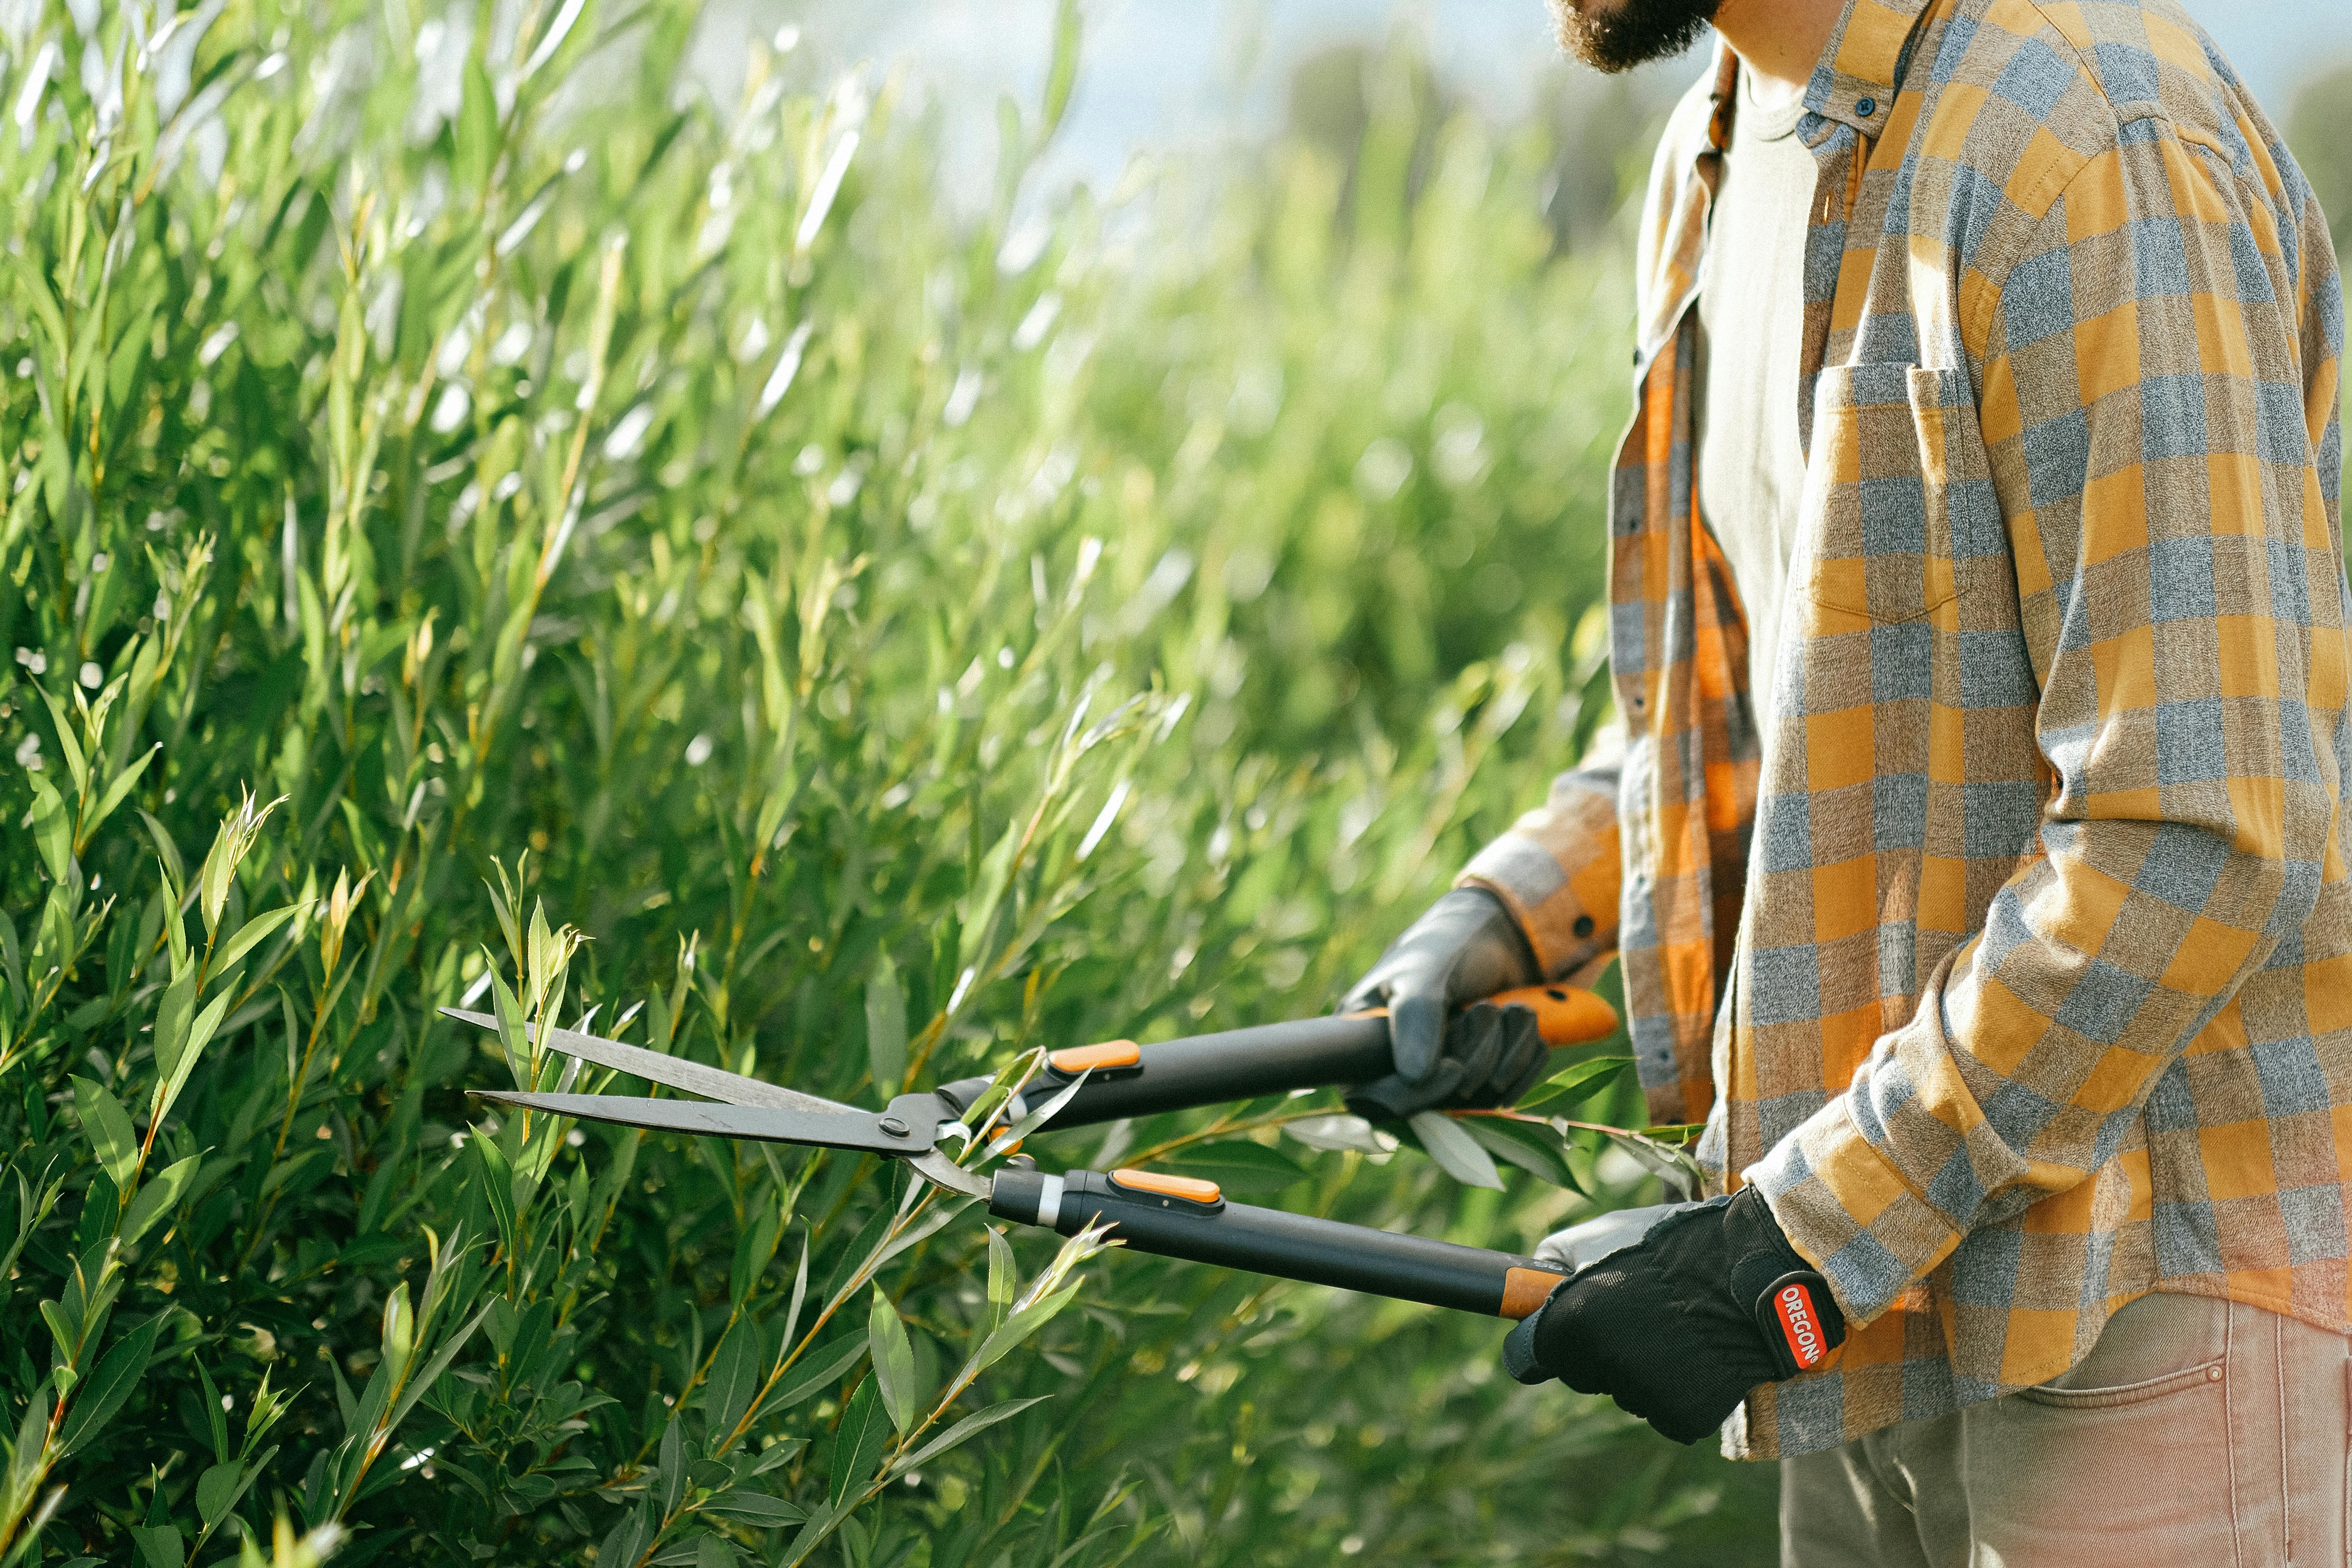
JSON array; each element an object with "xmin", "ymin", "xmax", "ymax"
[
  {"xmin": 1108, "ymin": 1168, "xmax": 1223, "ymax": 1205},
  {"xmin": 1048, "ymin": 1039, "xmax": 1142, "ymax": 1074},
  {"xmin": 1500, "ymin": 1266, "xmax": 1568, "ymax": 1320},
  {"xmin": 1489, "ymin": 983, "xmax": 1619, "ymax": 1047}
]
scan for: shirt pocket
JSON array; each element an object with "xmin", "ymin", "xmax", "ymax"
[{"xmin": 1797, "ymin": 362, "xmax": 1985, "ymax": 627}]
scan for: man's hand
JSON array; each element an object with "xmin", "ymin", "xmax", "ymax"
[
  {"xmin": 1339, "ymin": 888, "xmax": 1546, "ymax": 1117},
  {"xmin": 1502, "ymin": 1187, "xmax": 1845, "ymax": 1444}
]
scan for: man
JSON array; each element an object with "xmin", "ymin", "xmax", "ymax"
[{"xmin": 1341, "ymin": 0, "xmax": 2348, "ymax": 1558}]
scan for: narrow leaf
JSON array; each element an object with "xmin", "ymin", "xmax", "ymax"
[
  {"xmin": 1407, "ymin": 1110, "xmax": 1504, "ymax": 1189},
  {"xmin": 866, "ymin": 1288, "xmax": 918, "ymax": 1434},
  {"xmin": 863, "ymin": 954, "xmax": 906, "ymax": 1095},
  {"xmin": 212, "ymin": 901, "xmax": 305, "ymax": 975},
  {"xmin": 698, "ymin": 1491, "xmax": 805, "ymax": 1525},
  {"xmin": 891, "ymin": 1396, "xmax": 1048, "ymax": 1478},
  {"xmin": 30, "ymin": 775, "xmax": 72, "ymax": 882},
  {"xmin": 120, "ymin": 1153, "xmax": 201, "ymax": 1247},
  {"xmin": 758, "ymin": 1335, "xmax": 866, "ymax": 1421},
  {"xmin": 70, "ymin": 1076, "xmax": 138, "ymax": 1191},
  {"xmin": 1517, "ymin": 1054, "xmax": 1632, "ymax": 1114},
  {"xmin": 826, "ymin": 1378, "xmax": 890, "ymax": 1506},
  {"xmin": 57, "ymin": 1313, "xmax": 162, "ymax": 1454}
]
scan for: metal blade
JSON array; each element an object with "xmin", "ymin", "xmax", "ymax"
[
  {"xmin": 471, "ymin": 1091, "xmax": 937, "ymax": 1155},
  {"xmin": 442, "ymin": 1008, "xmax": 851, "ymax": 1115}
]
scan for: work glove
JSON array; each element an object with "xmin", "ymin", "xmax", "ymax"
[
  {"xmin": 1339, "ymin": 888, "xmax": 1547, "ymax": 1119},
  {"xmin": 1502, "ymin": 1186, "xmax": 1845, "ymax": 1444}
]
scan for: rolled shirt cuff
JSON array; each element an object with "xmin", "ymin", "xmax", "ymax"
[{"xmin": 1745, "ymin": 1096, "xmax": 1965, "ymax": 1331}]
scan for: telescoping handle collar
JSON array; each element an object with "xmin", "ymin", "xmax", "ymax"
[
  {"xmin": 988, "ymin": 1164, "xmax": 1567, "ymax": 1319},
  {"xmin": 938, "ymin": 982, "xmax": 1618, "ymax": 1134}
]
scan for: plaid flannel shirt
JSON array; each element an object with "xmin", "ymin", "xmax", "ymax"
[{"xmin": 1461, "ymin": 0, "xmax": 2347, "ymax": 1458}]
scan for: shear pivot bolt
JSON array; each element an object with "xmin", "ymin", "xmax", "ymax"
[{"xmin": 880, "ymin": 1116, "xmax": 911, "ymax": 1138}]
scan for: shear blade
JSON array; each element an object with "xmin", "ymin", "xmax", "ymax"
[
  {"xmin": 441, "ymin": 1007, "xmax": 853, "ymax": 1116},
  {"xmin": 471, "ymin": 1090, "xmax": 937, "ymax": 1156}
]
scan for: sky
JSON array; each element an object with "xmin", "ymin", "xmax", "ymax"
[{"xmin": 694, "ymin": 0, "xmax": 2352, "ymax": 195}]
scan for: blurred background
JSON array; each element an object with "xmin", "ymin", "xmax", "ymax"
[{"xmin": 695, "ymin": 0, "xmax": 2352, "ymax": 231}]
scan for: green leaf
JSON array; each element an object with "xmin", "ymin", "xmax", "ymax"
[
  {"xmin": 1406, "ymin": 1110, "xmax": 1504, "ymax": 1189},
  {"xmin": 826, "ymin": 1377, "xmax": 891, "ymax": 1507},
  {"xmin": 195, "ymin": 1460, "xmax": 243, "ymax": 1526},
  {"xmin": 70, "ymin": 1075, "xmax": 139, "ymax": 1191},
  {"xmin": 659, "ymin": 1412, "xmax": 685, "ymax": 1514},
  {"xmin": 1456, "ymin": 1117, "xmax": 1581, "ymax": 1191},
  {"xmin": 1163, "ymin": 1140, "xmax": 1309, "ymax": 1198},
  {"xmin": 1517, "ymin": 1054, "xmax": 1632, "ymax": 1114},
  {"xmin": 456, "ymin": 56, "xmax": 499, "ymax": 190},
  {"xmin": 34, "ymin": 684, "xmax": 86, "ymax": 793},
  {"xmin": 700, "ymin": 1320, "xmax": 761, "ymax": 1441},
  {"xmin": 212, "ymin": 900, "xmax": 305, "ymax": 975},
  {"xmin": 759, "ymin": 1335, "xmax": 866, "ymax": 1420},
  {"xmin": 154, "ymin": 986, "xmax": 232, "ymax": 1128},
  {"xmin": 57, "ymin": 1312, "xmax": 162, "ymax": 1454},
  {"xmin": 866, "ymin": 1287, "xmax": 919, "ymax": 1434},
  {"xmin": 128, "ymin": 1523, "xmax": 183, "ymax": 1568},
  {"xmin": 137, "ymin": 810, "xmax": 186, "ymax": 899},
  {"xmin": 152, "ymin": 966, "xmax": 198, "ymax": 1083},
  {"xmin": 1039, "ymin": 0, "xmax": 1083, "ymax": 142},
  {"xmin": 468, "ymin": 1130, "xmax": 519, "ymax": 1259},
  {"xmin": 88, "ymin": 744, "xmax": 159, "ymax": 838},
  {"xmin": 697, "ymin": 1490, "xmax": 806, "ymax": 1525},
  {"xmin": 729, "ymin": 1196, "xmax": 785, "ymax": 1312},
  {"xmin": 985, "ymin": 1227, "xmax": 1015, "ymax": 1330},
  {"xmin": 968, "ymin": 1281, "xmax": 1079, "ymax": 1378},
  {"xmin": 121, "ymin": 1153, "xmax": 202, "ymax": 1247},
  {"xmin": 31, "ymin": 774, "xmax": 73, "ymax": 883},
  {"xmin": 863, "ymin": 954, "xmax": 906, "ymax": 1095},
  {"xmin": 891, "ymin": 1396, "xmax": 1048, "ymax": 1478}
]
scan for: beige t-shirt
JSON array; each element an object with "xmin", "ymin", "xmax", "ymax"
[{"xmin": 1695, "ymin": 72, "xmax": 1817, "ymax": 733}]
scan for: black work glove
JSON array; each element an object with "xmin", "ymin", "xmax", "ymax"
[
  {"xmin": 1339, "ymin": 888, "xmax": 1545, "ymax": 1118},
  {"xmin": 1501, "ymin": 1186, "xmax": 1845, "ymax": 1444}
]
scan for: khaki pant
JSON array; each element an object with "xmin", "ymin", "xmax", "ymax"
[{"xmin": 1781, "ymin": 1294, "xmax": 2352, "ymax": 1567}]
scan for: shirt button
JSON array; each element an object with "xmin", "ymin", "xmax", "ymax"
[{"xmin": 1855, "ymin": 96, "xmax": 1876, "ymax": 116}]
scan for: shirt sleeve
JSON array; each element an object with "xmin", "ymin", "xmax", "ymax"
[
  {"xmin": 1750, "ymin": 120, "xmax": 2348, "ymax": 1326},
  {"xmin": 1457, "ymin": 761, "xmax": 1623, "ymax": 983}
]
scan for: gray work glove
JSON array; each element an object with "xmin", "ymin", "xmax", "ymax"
[
  {"xmin": 1338, "ymin": 888, "xmax": 1547, "ymax": 1119},
  {"xmin": 1531, "ymin": 1203, "xmax": 1688, "ymax": 1274}
]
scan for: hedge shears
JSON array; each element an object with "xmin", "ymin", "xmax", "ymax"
[{"xmin": 449, "ymin": 982, "xmax": 1616, "ymax": 1322}]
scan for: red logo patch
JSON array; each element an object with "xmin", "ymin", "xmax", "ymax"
[{"xmin": 1774, "ymin": 1281, "xmax": 1827, "ymax": 1369}]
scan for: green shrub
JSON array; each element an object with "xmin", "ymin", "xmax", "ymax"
[{"xmin": 0, "ymin": 2, "xmax": 1772, "ymax": 1563}]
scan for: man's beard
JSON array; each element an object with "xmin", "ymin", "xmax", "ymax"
[{"xmin": 1549, "ymin": 0, "xmax": 1722, "ymax": 73}]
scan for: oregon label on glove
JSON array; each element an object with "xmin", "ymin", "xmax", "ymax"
[{"xmin": 1754, "ymin": 1271, "xmax": 1843, "ymax": 1380}]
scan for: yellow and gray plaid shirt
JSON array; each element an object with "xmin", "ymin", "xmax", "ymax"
[{"xmin": 1461, "ymin": 0, "xmax": 2347, "ymax": 1459}]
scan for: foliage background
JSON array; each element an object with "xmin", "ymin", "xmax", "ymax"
[{"xmin": 0, "ymin": 1, "xmax": 2342, "ymax": 1564}]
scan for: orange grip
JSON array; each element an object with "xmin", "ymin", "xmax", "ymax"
[
  {"xmin": 1500, "ymin": 1266, "xmax": 1568, "ymax": 1319},
  {"xmin": 1489, "ymin": 983, "xmax": 1618, "ymax": 1047},
  {"xmin": 1048, "ymin": 1039, "xmax": 1142, "ymax": 1074},
  {"xmin": 1109, "ymin": 1168, "xmax": 1223, "ymax": 1205}
]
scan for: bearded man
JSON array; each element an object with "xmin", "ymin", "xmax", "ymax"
[{"xmin": 1338, "ymin": 0, "xmax": 2349, "ymax": 1558}]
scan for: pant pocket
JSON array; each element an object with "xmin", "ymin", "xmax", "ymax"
[{"xmin": 1969, "ymin": 1296, "xmax": 2240, "ymax": 1567}]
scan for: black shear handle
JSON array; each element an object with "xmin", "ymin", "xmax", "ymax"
[
  {"xmin": 989, "ymin": 1166, "xmax": 1566, "ymax": 1319},
  {"xmin": 937, "ymin": 984, "xmax": 1618, "ymax": 1133}
]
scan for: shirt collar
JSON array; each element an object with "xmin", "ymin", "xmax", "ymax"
[{"xmin": 1801, "ymin": 0, "xmax": 1935, "ymax": 135}]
